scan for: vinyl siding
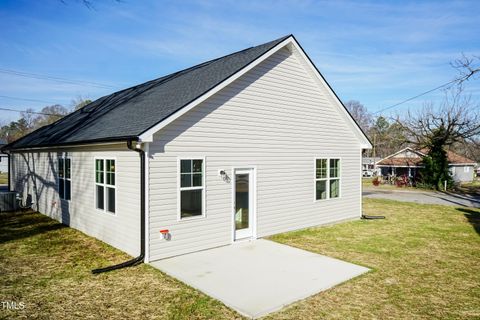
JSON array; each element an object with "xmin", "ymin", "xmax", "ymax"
[
  {"xmin": 148, "ymin": 47, "xmax": 363, "ymax": 261},
  {"xmin": 450, "ymin": 165, "xmax": 474, "ymax": 182},
  {"xmin": 10, "ymin": 144, "xmax": 141, "ymax": 256}
]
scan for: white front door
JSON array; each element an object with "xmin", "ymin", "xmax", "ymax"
[{"xmin": 233, "ymin": 168, "xmax": 255, "ymax": 241}]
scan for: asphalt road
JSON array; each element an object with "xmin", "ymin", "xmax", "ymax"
[{"xmin": 363, "ymin": 188, "xmax": 480, "ymax": 208}]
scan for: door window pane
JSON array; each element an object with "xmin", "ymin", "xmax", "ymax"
[
  {"xmin": 180, "ymin": 189, "xmax": 202, "ymax": 218},
  {"xmin": 235, "ymin": 174, "xmax": 249, "ymax": 230}
]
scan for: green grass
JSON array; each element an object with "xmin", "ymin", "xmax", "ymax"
[
  {"xmin": 1, "ymin": 199, "xmax": 479, "ymax": 319},
  {"xmin": 0, "ymin": 172, "xmax": 7, "ymax": 185},
  {"xmin": 268, "ymin": 199, "xmax": 480, "ymax": 319}
]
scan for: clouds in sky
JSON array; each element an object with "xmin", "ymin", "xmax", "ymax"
[{"xmin": 0, "ymin": 0, "xmax": 478, "ymax": 122}]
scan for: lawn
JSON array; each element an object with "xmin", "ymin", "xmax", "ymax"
[
  {"xmin": 1, "ymin": 199, "xmax": 479, "ymax": 319},
  {"xmin": 0, "ymin": 172, "xmax": 7, "ymax": 185}
]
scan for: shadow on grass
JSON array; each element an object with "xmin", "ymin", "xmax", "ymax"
[
  {"xmin": 457, "ymin": 208, "xmax": 480, "ymax": 236},
  {"xmin": 0, "ymin": 211, "xmax": 66, "ymax": 244}
]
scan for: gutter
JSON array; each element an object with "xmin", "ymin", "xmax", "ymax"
[{"xmin": 91, "ymin": 140, "xmax": 146, "ymax": 274}]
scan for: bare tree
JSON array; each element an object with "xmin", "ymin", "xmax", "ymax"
[
  {"xmin": 397, "ymin": 82, "xmax": 480, "ymax": 189},
  {"xmin": 451, "ymin": 53, "xmax": 480, "ymax": 85},
  {"xmin": 344, "ymin": 100, "xmax": 372, "ymax": 133},
  {"xmin": 71, "ymin": 96, "xmax": 92, "ymax": 110},
  {"xmin": 399, "ymin": 86, "xmax": 480, "ymax": 149}
]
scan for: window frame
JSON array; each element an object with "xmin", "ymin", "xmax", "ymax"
[
  {"xmin": 314, "ymin": 157, "xmax": 341, "ymax": 202},
  {"xmin": 94, "ymin": 157, "xmax": 117, "ymax": 216},
  {"xmin": 177, "ymin": 156, "xmax": 206, "ymax": 221},
  {"xmin": 58, "ymin": 154, "xmax": 71, "ymax": 201}
]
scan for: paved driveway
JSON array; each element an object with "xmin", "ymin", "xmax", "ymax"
[
  {"xmin": 151, "ymin": 239, "xmax": 368, "ymax": 319},
  {"xmin": 363, "ymin": 188, "xmax": 480, "ymax": 208}
]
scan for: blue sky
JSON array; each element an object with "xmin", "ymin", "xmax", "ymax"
[{"xmin": 0, "ymin": 0, "xmax": 479, "ymax": 123}]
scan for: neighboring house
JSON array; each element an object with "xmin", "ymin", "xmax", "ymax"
[
  {"xmin": 448, "ymin": 152, "xmax": 477, "ymax": 182},
  {"xmin": 0, "ymin": 139, "xmax": 8, "ymax": 173},
  {"xmin": 376, "ymin": 147, "xmax": 477, "ymax": 182},
  {"xmin": 1, "ymin": 35, "xmax": 371, "ymax": 262},
  {"xmin": 362, "ymin": 157, "xmax": 381, "ymax": 175}
]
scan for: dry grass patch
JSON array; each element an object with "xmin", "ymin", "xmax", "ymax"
[
  {"xmin": 0, "ymin": 173, "xmax": 7, "ymax": 185},
  {"xmin": 0, "ymin": 211, "xmax": 241, "ymax": 320},
  {"xmin": 268, "ymin": 199, "xmax": 480, "ymax": 319}
]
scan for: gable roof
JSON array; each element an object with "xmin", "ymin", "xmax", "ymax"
[
  {"xmin": 3, "ymin": 34, "xmax": 371, "ymax": 151},
  {"xmin": 376, "ymin": 147, "xmax": 477, "ymax": 166}
]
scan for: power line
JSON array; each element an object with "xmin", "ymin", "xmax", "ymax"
[
  {"xmin": 0, "ymin": 68, "xmax": 117, "ymax": 89},
  {"xmin": 0, "ymin": 106, "xmax": 63, "ymax": 117},
  {"xmin": 373, "ymin": 78, "xmax": 458, "ymax": 115},
  {"xmin": 0, "ymin": 94, "xmax": 58, "ymax": 105}
]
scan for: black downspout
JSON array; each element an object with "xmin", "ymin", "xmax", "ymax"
[
  {"xmin": 7, "ymin": 152, "xmax": 11, "ymax": 192},
  {"xmin": 91, "ymin": 140, "xmax": 145, "ymax": 274}
]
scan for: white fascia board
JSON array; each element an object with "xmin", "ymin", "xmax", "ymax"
[
  {"xmin": 138, "ymin": 37, "xmax": 294, "ymax": 142},
  {"xmin": 139, "ymin": 36, "xmax": 373, "ymax": 149}
]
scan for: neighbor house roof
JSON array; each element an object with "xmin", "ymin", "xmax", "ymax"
[
  {"xmin": 376, "ymin": 147, "xmax": 477, "ymax": 167},
  {"xmin": 2, "ymin": 34, "xmax": 372, "ymax": 151},
  {"xmin": 445, "ymin": 151, "xmax": 477, "ymax": 165}
]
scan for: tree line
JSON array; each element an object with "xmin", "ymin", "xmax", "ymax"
[{"xmin": 0, "ymin": 98, "xmax": 91, "ymax": 143}]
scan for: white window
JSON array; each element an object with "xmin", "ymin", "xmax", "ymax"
[
  {"xmin": 464, "ymin": 166, "xmax": 470, "ymax": 173},
  {"xmin": 95, "ymin": 159, "xmax": 116, "ymax": 214},
  {"xmin": 315, "ymin": 158, "xmax": 341, "ymax": 200},
  {"xmin": 58, "ymin": 156, "xmax": 71, "ymax": 200},
  {"xmin": 179, "ymin": 158, "xmax": 205, "ymax": 219}
]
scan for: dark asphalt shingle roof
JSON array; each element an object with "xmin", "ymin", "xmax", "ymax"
[{"xmin": 4, "ymin": 35, "xmax": 291, "ymax": 150}]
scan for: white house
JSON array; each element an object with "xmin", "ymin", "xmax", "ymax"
[{"xmin": 2, "ymin": 35, "xmax": 371, "ymax": 265}]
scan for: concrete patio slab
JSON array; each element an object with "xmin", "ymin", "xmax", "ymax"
[{"xmin": 150, "ymin": 239, "xmax": 369, "ymax": 319}]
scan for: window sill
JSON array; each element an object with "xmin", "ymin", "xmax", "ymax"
[
  {"xmin": 177, "ymin": 214, "xmax": 206, "ymax": 222},
  {"xmin": 314, "ymin": 196, "xmax": 342, "ymax": 203},
  {"xmin": 95, "ymin": 208, "xmax": 117, "ymax": 216}
]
